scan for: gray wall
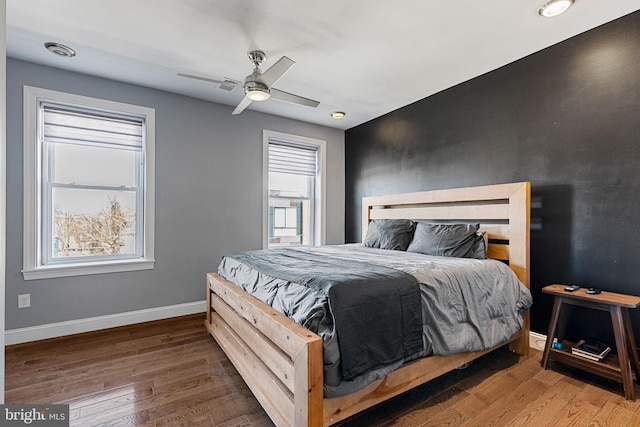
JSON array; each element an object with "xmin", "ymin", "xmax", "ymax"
[
  {"xmin": 6, "ymin": 58, "xmax": 345, "ymax": 330},
  {"xmin": 345, "ymin": 11, "xmax": 640, "ymax": 344}
]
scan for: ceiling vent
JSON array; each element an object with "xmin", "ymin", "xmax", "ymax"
[{"xmin": 44, "ymin": 42, "xmax": 76, "ymax": 58}]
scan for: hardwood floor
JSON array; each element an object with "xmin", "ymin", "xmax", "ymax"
[{"xmin": 6, "ymin": 314, "xmax": 640, "ymax": 426}]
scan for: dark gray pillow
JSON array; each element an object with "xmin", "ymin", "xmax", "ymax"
[
  {"xmin": 407, "ymin": 223, "xmax": 479, "ymax": 258},
  {"xmin": 469, "ymin": 231, "xmax": 488, "ymax": 259},
  {"xmin": 363, "ymin": 219, "xmax": 415, "ymax": 251}
]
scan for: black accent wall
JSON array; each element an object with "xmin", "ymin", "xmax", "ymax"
[{"xmin": 345, "ymin": 11, "xmax": 640, "ymax": 342}]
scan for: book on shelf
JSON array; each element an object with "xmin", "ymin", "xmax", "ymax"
[
  {"xmin": 571, "ymin": 349, "xmax": 603, "ymax": 361},
  {"xmin": 571, "ymin": 340, "xmax": 611, "ymax": 361}
]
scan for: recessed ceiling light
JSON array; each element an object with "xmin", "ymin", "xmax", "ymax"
[
  {"xmin": 44, "ymin": 42, "xmax": 76, "ymax": 58},
  {"xmin": 331, "ymin": 111, "xmax": 346, "ymax": 119},
  {"xmin": 538, "ymin": 0, "xmax": 574, "ymax": 18}
]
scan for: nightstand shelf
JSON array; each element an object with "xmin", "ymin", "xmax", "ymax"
[
  {"xmin": 541, "ymin": 284, "xmax": 640, "ymax": 401},
  {"xmin": 548, "ymin": 343, "xmax": 621, "ymax": 382}
]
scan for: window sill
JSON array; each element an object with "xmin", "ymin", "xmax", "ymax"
[{"xmin": 22, "ymin": 258, "xmax": 155, "ymax": 280}]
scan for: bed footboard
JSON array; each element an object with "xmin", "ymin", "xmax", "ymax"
[
  {"xmin": 205, "ymin": 272, "xmax": 323, "ymax": 427},
  {"xmin": 206, "ymin": 272, "xmax": 527, "ymax": 427}
]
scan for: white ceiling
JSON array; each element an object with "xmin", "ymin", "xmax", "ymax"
[{"xmin": 7, "ymin": 1, "xmax": 640, "ymax": 130}]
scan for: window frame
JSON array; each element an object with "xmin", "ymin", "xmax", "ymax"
[
  {"xmin": 23, "ymin": 86, "xmax": 155, "ymax": 280},
  {"xmin": 263, "ymin": 130, "xmax": 326, "ymax": 249}
]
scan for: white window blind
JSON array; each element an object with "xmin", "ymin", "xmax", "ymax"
[
  {"xmin": 42, "ymin": 104, "xmax": 143, "ymax": 150},
  {"xmin": 268, "ymin": 141, "xmax": 317, "ymax": 176}
]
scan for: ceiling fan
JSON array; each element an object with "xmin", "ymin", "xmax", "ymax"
[{"xmin": 178, "ymin": 50, "xmax": 320, "ymax": 115}]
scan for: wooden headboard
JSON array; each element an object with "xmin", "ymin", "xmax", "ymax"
[{"xmin": 362, "ymin": 182, "xmax": 530, "ymax": 287}]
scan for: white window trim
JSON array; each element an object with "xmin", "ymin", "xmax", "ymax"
[
  {"xmin": 263, "ymin": 130, "xmax": 326, "ymax": 249},
  {"xmin": 22, "ymin": 86, "xmax": 155, "ymax": 280}
]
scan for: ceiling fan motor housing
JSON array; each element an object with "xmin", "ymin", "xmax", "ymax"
[{"xmin": 244, "ymin": 72, "xmax": 270, "ymax": 101}]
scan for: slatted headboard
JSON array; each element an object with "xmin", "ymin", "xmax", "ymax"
[{"xmin": 361, "ymin": 182, "xmax": 530, "ymax": 287}]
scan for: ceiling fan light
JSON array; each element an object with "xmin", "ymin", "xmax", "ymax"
[
  {"xmin": 246, "ymin": 87, "xmax": 270, "ymax": 101},
  {"xmin": 538, "ymin": 0, "xmax": 574, "ymax": 17}
]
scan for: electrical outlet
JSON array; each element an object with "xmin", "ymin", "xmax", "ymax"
[{"xmin": 18, "ymin": 294, "xmax": 31, "ymax": 309}]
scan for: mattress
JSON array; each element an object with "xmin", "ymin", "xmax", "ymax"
[{"xmin": 218, "ymin": 244, "xmax": 532, "ymax": 397}]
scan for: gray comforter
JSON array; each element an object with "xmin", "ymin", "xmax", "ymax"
[
  {"xmin": 218, "ymin": 244, "xmax": 532, "ymax": 397},
  {"xmin": 223, "ymin": 248, "xmax": 423, "ymax": 381}
]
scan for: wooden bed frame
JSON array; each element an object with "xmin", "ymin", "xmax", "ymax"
[{"xmin": 205, "ymin": 181, "xmax": 531, "ymax": 426}]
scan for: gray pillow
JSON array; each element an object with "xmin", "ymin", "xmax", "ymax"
[
  {"xmin": 407, "ymin": 223, "xmax": 479, "ymax": 258},
  {"xmin": 469, "ymin": 231, "xmax": 488, "ymax": 259},
  {"xmin": 363, "ymin": 219, "xmax": 415, "ymax": 251}
]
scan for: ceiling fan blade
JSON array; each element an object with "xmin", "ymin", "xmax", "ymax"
[
  {"xmin": 232, "ymin": 96, "xmax": 253, "ymax": 115},
  {"xmin": 177, "ymin": 73, "xmax": 242, "ymax": 90},
  {"xmin": 270, "ymin": 88, "xmax": 320, "ymax": 108},
  {"xmin": 177, "ymin": 73, "xmax": 226, "ymax": 84},
  {"xmin": 260, "ymin": 56, "xmax": 295, "ymax": 88}
]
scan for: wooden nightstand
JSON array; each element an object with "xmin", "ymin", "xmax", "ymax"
[{"xmin": 541, "ymin": 284, "xmax": 640, "ymax": 400}]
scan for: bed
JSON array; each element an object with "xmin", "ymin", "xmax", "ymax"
[{"xmin": 205, "ymin": 181, "xmax": 531, "ymax": 426}]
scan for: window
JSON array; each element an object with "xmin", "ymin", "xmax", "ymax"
[
  {"xmin": 263, "ymin": 131, "xmax": 325, "ymax": 248},
  {"xmin": 23, "ymin": 87, "xmax": 155, "ymax": 279}
]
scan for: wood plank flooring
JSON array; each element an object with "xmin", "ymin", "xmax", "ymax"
[{"xmin": 6, "ymin": 314, "xmax": 640, "ymax": 426}]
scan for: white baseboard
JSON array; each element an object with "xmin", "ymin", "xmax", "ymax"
[
  {"xmin": 5, "ymin": 300, "xmax": 206, "ymax": 345},
  {"xmin": 529, "ymin": 331, "xmax": 547, "ymax": 351}
]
